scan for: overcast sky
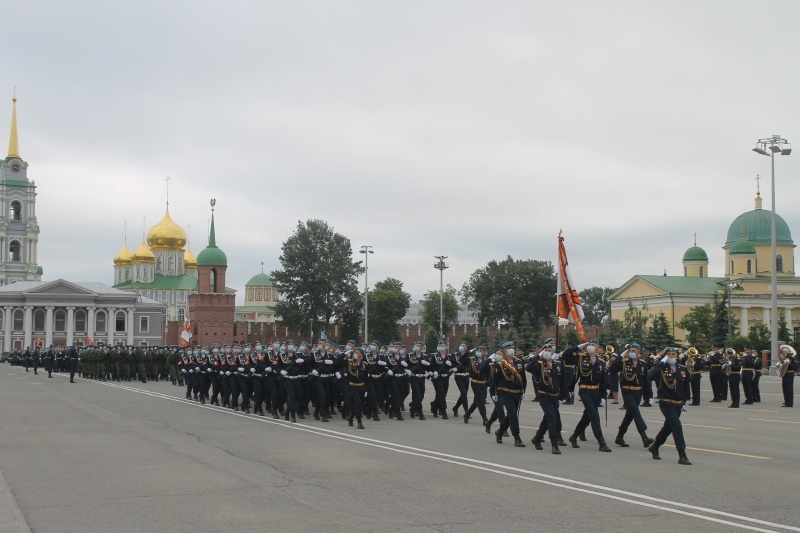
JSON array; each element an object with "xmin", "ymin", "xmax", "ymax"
[{"xmin": 3, "ymin": 1, "xmax": 800, "ymax": 305}]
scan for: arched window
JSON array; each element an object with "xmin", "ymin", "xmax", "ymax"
[
  {"xmin": 777, "ymin": 255, "xmax": 784, "ymax": 273},
  {"xmin": 75, "ymin": 310, "xmax": 86, "ymax": 332},
  {"xmin": 96, "ymin": 311, "xmax": 107, "ymax": 333},
  {"xmin": 747, "ymin": 260, "xmax": 752, "ymax": 274},
  {"xmin": 256, "ymin": 290, "xmax": 262, "ymax": 301},
  {"xmin": 699, "ymin": 266, "xmax": 705, "ymax": 278},
  {"xmin": 249, "ymin": 290, "xmax": 254, "ymax": 301},
  {"xmin": 210, "ymin": 268, "xmax": 217, "ymax": 293},
  {"xmin": 33, "ymin": 309, "xmax": 45, "ymax": 331},
  {"xmin": 9, "ymin": 240, "xmax": 21, "ymax": 262},
  {"xmin": 168, "ymin": 255, "xmax": 175, "ymax": 274},
  {"xmin": 730, "ymin": 260, "xmax": 734, "ymax": 275},
  {"xmin": 10, "ymin": 201, "xmax": 21, "ymax": 221},
  {"xmin": 116, "ymin": 311, "xmax": 126, "ymax": 332},
  {"xmin": 13, "ymin": 309, "xmax": 23, "ymax": 331},
  {"xmin": 54, "ymin": 309, "xmax": 66, "ymax": 331}
]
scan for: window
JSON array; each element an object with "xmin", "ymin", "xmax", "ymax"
[
  {"xmin": 777, "ymin": 255, "xmax": 784, "ymax": 273},
  {"xmin": 699, "ymin": 266, "xmax": 704, "ymax": 278},
  {"xmin": 730, "ymin": 260, "xmax": 734, "ymax": 275},
  {"xmin": 249, "ymin": 290, "xmax": 254, "ymax": 301},
  {"xmin": 116, "ymin": 311, "xmax": 126, "ymax": 332},
  {"xmin": 256, "ymin": 290, "xmax": 262, "ymax": 301},
  {"xmin": 140, "ymin": 316, "xmax": 149, "ymax": 333},
  {"xmin": 265, "ymin": 290, "xmax": 271, "ymax": 301},
  {"xmin": 10, "ymin": 201, "xmax": 21, "ymax": 221},
  {"xmin": 168, "ymin": 255, "xmax": 175, "ymax": 274},
  {"xmin": 55, "ymin": 310, "xmax": 66, "ymax": 331},
  {"xmin": 33, "ymin": 309, "xmax": 45, "ymax": 331},
  {"xmin": 75, "ymin": 310, "xmax": 86, "ymax": 332},
  {"xmin": 747, "ymin": 259, "xmax": 752, "ymax": 274},
  {"xmin": 683, "ymin": 267, "xmax": 687, "ymax": 277},
  {"xmin": 178, "ymin": 308, "xmax": 185, "ymax": 322},
  {"xmin": 210, "ymin": 269, "xmax": 217, "ymax": 293},
  {"xmin": 96, "ymin": 311, "xmax": 106, "ymax": 333},
  {"xmin": 13, "ymin": 309, "xmax": 23, "ymax": 331},
  {"xmin": 9, "ymin": 240, "xmax": 21, "ymax": 262}
]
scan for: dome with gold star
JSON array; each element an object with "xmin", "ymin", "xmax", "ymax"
[
  {"xmin": 113, "ymin": 241, "xmax": 133, "ymax": 266},
  {"xmin": 131, "ymin": 238, "xmax": 155, "ymax": 263},
  {"xmin": 146, "ymin": 207, "xmax": 187, "ymax": 250}
]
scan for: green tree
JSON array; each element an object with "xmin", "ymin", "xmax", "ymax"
[
  {"xmin": 424, "ymin": 326, "xmax": 440, "ymax": 354},
  {"xmin": 778, "ymin": 312, "xmax": 792, "ymax": 345},
  {"xmin": 561, "ymin": 327, "xmax": 580, "ymax": 347},
  {"xmin": 478, "ymin": 325, "xmax": 490, "ymax": 347},
  {"xmin": 337, "ymin": 292, "xmax": 364, "ymax": 345},
  {"xmin": 461, "ymin": 256, "xmax": 556, "ymax": 329},
  {"xmin": 727, "ymin": 334, "xmax": 750, "ymax": 352},
  {"xmin": 711, "ymin": 295, "xmax": 729, "ymax": 347},
  {"xmin": 623, "ymin": 302, "xmax": 649, "ymax": 343},
  {"xmin": 517, "ymin": 312, "xmax": 539, "ymax": 353},
  {"xmin": 677, "ymin": 304, "xmax": 715, "ymax": 350},
  {"xmin": 460, "ymin": 333, "xmax": 475, "ymax": 349},
  {"xmin": 747, "ymin": 323, "xmax": 771, "ymax": 352},
  {"xmin": 421, "ymin": 283, "xmax": 460, "ymax": 338},
  {"xmin": 367, "ymin": 277, "xmax": 411, "ymax": 343},
  {"xmin": 581, "ymin": 286, "xmax": 617, "ymax": 326},
  {"xmin": 648, "ymin": 311, "xmax": 676, "ymax": 348},
  {"xmin": 272, "ymin": 219, "xmax": 365, "ymax": 332}
]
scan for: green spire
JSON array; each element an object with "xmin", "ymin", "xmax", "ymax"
[
  {"xmin": 208, "ymin": 211, "xmax": 217, "ymax": 247},
  {"xmin": 196, "ymin": 198, "xmax": 228, "ymax": 267}
]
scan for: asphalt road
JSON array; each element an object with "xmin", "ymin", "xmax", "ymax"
[{"xmin": 0, "ymin": 366, "xmax": 797, "ymax": 533}]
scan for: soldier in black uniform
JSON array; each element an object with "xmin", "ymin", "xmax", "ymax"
[
  {"xmin": 363, "ymin": 342, "xmax": 387, "ymax": 421},
  {"xmin": 560, "ymin": 342, "xmax": 578, "ymax": 404},
  {"xmin": 707, "ymin": 345, "xmax": 724, "ymax": 402},
  {"xmin": 278, "ymin": 341, "xmax": 303, "ymax": 422},
  {"xmin": 430, "ymin": 341, "xmax": 455, "ymax": 420},
  {"xmin": 689, "ymin": 351, "xmax": 705, "ymax": 406},
  {"xmin": 778, "ymin": 344, "xmax": 797, "ymax": 407},
  {"xmin": 309, "ymin": 342, "xmax": 332, "ymax": 422},
  {"xmin": 727, "ymin": 349, "xmax": 742, "ymax": 408},
  {"xmin": 44, "ymin": 345, "xmax": 54, "ymax": 378},
  {"xmin": 741, "ymin": 347, "xmax": 756, "ymax": 404},
  {"xmin": 452, "ymin": 342, "xmax": 470, "ymax": 417},
  {"xmin": 265, "ymin": 342, "xmax": 282, "ymax": 418},
  {"xmin": 384, "ymin": 342, "xmax": 406, "ymax": 421},
  {"xmin": 345, "ymin": 347, "xmax": 368, "ymax": 429},
  {"xmin": 407, "ymin": 342, "xmax": 429, "ymax": 420},
  {"xmin": 527, "ymin": 343, "xmax": 566, "ymax": 454},
  {"xmin": 491, "ymin": 340, "xmax": 526, "ymax": 448},
  {"xmin": 647, "ymin": 347, "xmax": 692, "ymax": 465},
  {"xmin": 32, "ymin": 346, "xmax": 40, "ymax": 375},
  {"xmin": 569, "ymin": 341, "xmax": 611, "ymax": 452},
  {"xmin": 463, "ymin": 346, "xmax": 490, "ymax": 425},
  {"xmin": 68, "ymin": 343, "xmax": 79, "ymax": 383},
  {"xmin": 608, "ymin": 343, "xmax": 654, "ymax": 448},
  {"xmin": 23, "ymin": 347, "xmax": 31, "ymax": 372}
]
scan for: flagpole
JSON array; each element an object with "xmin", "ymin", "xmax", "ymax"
[{"xmin": 555, "ymin": 232, "xmax": 560, "ymax": 350}]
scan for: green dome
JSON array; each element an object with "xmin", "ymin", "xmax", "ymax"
[
  {"xmin": 246, "ymin": 273, "xmax": 273, "ymax": 287},
  {"xmin": 35, "ymin": 266, "xmax": 43, "ymax": 275},
  {"xmin": 726, "ymin": 209, "xmax": 793, "ymax": 247},
  {"xmin": 196, "ymin": 246, "xmax": 228, "ymax": 267},
  {"xmin": 682, "ymin": 246, "xmax": 708, "ymax": 262},
  {"xmin": 730, "ymin": 238, "xmax": 756, "ymax": 255}
]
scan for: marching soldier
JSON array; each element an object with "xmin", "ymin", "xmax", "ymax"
[
  {"xmin": 753, "ymin": 350, "xmax": 764, "ymax": 403},
  {"xmin": 647, "ymin": 347, "xmax": 692, "ymax": 465},
  {"xmin": 490, "ymin": 340, "xmax": 526, "ymax": 448},
  {"xmin": 560, "ymin": 342, "xmax": 578, "ymax": 404},
  {"xmin": 707, "ymin": 345, "xmax": 724, "ymax": 402},
  {"xmin": 278, "ymin": 341, "xmax": 303, "ymax": 422},
  {"xmin": 384, "ymin": 342, "xmax": 406, "ymax": 421},
  {"xmin": 45, "ymin": 345, "xmax": 55, "ymax": 378},
  {"xmin": 430, "ymin": 341, "xmax": 455, "ymax": 420},
  {"xmin": 778, "ymin": 344, "xmax": 797, "ymax": 407},
  {"xmin": 68, "ymin": 343, "xmax": 79, "ymax": 383},
  {"xmin": 407, "ymin": 341, "xmax": 429, "ymax": 420},
  {"xmin": 364, "ymin": 342, "xmax": 387, "ymax": 421},
  {"xmin": 608, "ymin": 343, "xmax": 654, "ymax": 448},
  {"xmin": 526, "ymin": 343, "xmax": 566, "ymax": 454},
  {"xmin": 463, "ymin": 346, "xmax": 490, "ymax": 425},
  {"xmin": 309, "ymin": 342, "xmax": 333, "ymax": 422},
  {"xmin": 345, "ymin": 347, "xmax": 368, "ymax": 429},
  {"xmin": 452, "ymin": 342, "xmax": 471, "ymax": 418},
  {"xmin": 689, "ymin": 349, "xmax": 704, "ymax": 406},
  {"xmin": 727, "ymin": 349, "xmax": 742, "ymax": 408},
  {"xmin": 569, "ymin": 341, "xmax": 612, "ymax": 452}
]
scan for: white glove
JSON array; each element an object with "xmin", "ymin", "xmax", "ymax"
[
  {"xmin": 600, "ymin": 398, "xmax": 606, "ymax": 407},
  {"xmin": 551, "ymin": 354, "xmax": 560, "ymax": 361},
  {"xmin": 377, "ymin": 360, "xmax": 386, "ymax": 366},
  {"xmin": 558, "ymin": 400, "xmax": 564, "ymax": 405},
  {"xmin": 387, "ymin": 370, "xmax": 394, "ymax": 376},
  {"xmin": 225, "ymin": 371, "xmax": 231, "ymax": 376},
  {"xmin": 606, "ymin": 389, "xmax": 611, "ymax": 397},
  {"xmin": 188, "ymin": 369, "xmax": 194, "ymax": 373},
  {"xmin": 324, "ymin": 359, "xmax": 334, "ymax": 365},
  {"xmin": 661, "ymin": 355, "xmax": 669, "ymax": 364},
  {"xmin": 649, "ymin": 398, "xmax": 654, "ymax": 405},
  {"xmin": 491, "ymin": 395, "xmax": 498, "ymax": 402},
  {"xmin": 238, "ymin": 367, "xmax": 245, "ymax": 373},
  {"xmin": 404, "ymin": 369, "xmax": 412, "ymax": 376},
  {"xmin": 311, "ymin": 369, "xmax": 319, "ymax": 377},
  {"xmin": 295, "ymin": 358, "xmax": 304, "ymax": 364},
  {"xmin": 335, "ymin": 372, "xmax": 342, "ymax": 379},
  {"xmin": 445, "ymin": 360, "xmax": 452, "ymax": 366},
  {"xmin": 250, "ymin": 367, "xmax": 256, "ymax": 373},
  {"xmin": 432, "ymin": 371, "xmax": 439, "ymax": 379},
  {"xmin": 420, "ymin": 360, "xmax": 430, "ymax": 366},
  {"xmin": 364, "ymin": 392, "xmax": 368, "ymax": 398},
  {"xmin": 450, "ymin": 367, "xmax": 457, "ymax": 373},
  {"xmin": 265, "ymin": 367, "xmax": 272, "ymax": 373},
  {"xmin": 521, "ymin": 393, "xmax": 525, "ymax": 399},
  {"xmin": 181, "ymin": 369, "xmax": 187, "ymax": 373},
  {"xmin": 400, "ymin": 360, "xmax": 408, "ymax": 367},
  {"xmin": 280, "ymin": 370, "xmax": 288, "ymax": 376}
]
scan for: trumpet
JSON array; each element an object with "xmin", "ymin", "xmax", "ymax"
[{"xmin": 606, "ymin": 345, "xmax": 615, "ymax": 355}]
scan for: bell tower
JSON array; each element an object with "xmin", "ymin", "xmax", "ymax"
[{"xmin": 0, "ymin": 94, "xmax": 42, "ymax": 285}]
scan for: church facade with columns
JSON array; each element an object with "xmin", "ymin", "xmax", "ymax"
[{"xmin": 611, "ymin": 189, "xmax": 799, "ymax": 344}]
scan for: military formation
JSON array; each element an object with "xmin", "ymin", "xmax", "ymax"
[{"xmin": 13, "ymin": 337, "xmax": 797, "ymax": 465}]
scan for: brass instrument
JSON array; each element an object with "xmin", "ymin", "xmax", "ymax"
[
  {"xmin": 777, "ymin": 344, "xmax": 797, "ymax": 377},
  {"xmin": 723, "ymin": 347, "xmax": 736, "ymax": 375},
  {"xmin": 684, "ymin": 347, "xmax": 698, "ymax": 366}
]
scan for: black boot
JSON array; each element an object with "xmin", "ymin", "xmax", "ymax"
[
  {"xmin": 640, "ymin": 430, "xmax": 654, "ymax": 448},
  {"xmin": 531, "ymin": 430, "xmax": 545, "ymax": 450},
  {"xmin": 357, "ymin": 418, "xmax": 365, "ymax": 429},
  {"xmin": 513, "ymin": 435, "xmax": 526, "ymax": 448},
  {"xmin": 568, "ymin": 432, "xmax": 580, "ymax": 448},
  {"xmin": 321, "ymin": 413, "xmax": 329, "ymax": 422},
  {"xmin": 484, "ymin": 420, "xmax": 492, "ymax": 434},
  {"xmin": 550, "ymin": 436, "xmax": 562, "ymax": 455},
  {"xmin": 272, "ymin": 408, "xmax": 279, "ymax": 419},
  {"xmin": 615, "ymin": 430, "xmax": 629, "ymax": 447},
  {"xmin": 598, "ymin": 437, "xmax": 612, "ymax": 452},
  {"xmin": 373, "ymin": 414, "xmax": 380, "ymax": 422},
  {"xmin": 578, "ymin": 431, "xmax": 587, "ymax": 441},
  {"xmin": 463, "ymin": 413, "xmax": 470, "ymax": 424},
  {"xmin": 284, "ymin": 410, "xmax": 290, "ymax": 421},
  {"xmin": 297, "ymin": 411, "xmax": 305, "ymax": 420},
  {"xmin": 481, "ymin": 415, "xmax": 489, "ymax": 427},
  {"xmin": 678, "ymin": 451, "xmax": 692, "ymax": 465},
  {"xmin": 648, "ymin": 443, "xmax": 661, "ymax": 460},
  {"xmin": 557, "ymin": 434, "xmax": 567, "ymax": 447},
  {"xmin": 441, "ymin": 411, "xmax": 448, "ymax": 420},
  {"xmin": 396, "ymin": 411, "xmax": 404, "ymax": 421},
  {"xmin": 418, "ymin": 410, "xmax": 426, "ymax": 421},
  {"xmin": 314, "ymin": 411, "xmax": 321, "ymax": 421},
  {"xmin": 348, "ymin": 418, "xmax": 354, "ymax": 427},
  {"xmin": 290, "ymin": 411, "xmax": 297, "ymax": 423},
  {"xmin": 495, "ymin": 429, "xmax": 503, "ymax": 444},
  {"xmin": 431, "ymin": 402, "xmax": 438, "ymax": 417}
]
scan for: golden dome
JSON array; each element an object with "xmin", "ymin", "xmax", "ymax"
[
  {"xmin": 113, "ymin": 241, "xmax": 133, "ymax": 266},
  {"xmin": 131, "ymin": 239, "xmax": 155, "ymax": 263},
  {"xmin": 184, "ymin": 245, "xmax": 197, "ymax": 269},
  {"xmin": 146, "ymin": 207, "xmax": 187, "ymax": 250}
]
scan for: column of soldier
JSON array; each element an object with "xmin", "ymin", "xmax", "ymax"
[{"xmin": 19, "ymin": 337, "xmax": 797, "ymax": 465}]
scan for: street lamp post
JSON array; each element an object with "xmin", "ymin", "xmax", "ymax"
[
  {"xmin": 359, "ymin": 245, "xmax": 374, "ymax": 344},
  {"xmin": 433, "ymin": 255, "xmax": 449, "ymax": 340},
  {"xmin": 752, "ymin": 135, "xmax": 791, "ymax": 363}
]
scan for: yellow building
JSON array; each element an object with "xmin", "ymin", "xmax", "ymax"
[{"xmin": 610, "ymin": 191, "xmax": 800, "ymax": 343}]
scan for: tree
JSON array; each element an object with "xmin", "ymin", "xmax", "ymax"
[
  {"xmin": 421, "ymin": 283, "xmax": 460, "ymax": 339},
  {"xmin": 272, "ymin": 219, "xmax": 364, "ymax": 333},
  {"xmin": 581, "ymin": 286, "xmax": 617, "ymax": 326},
  {"xmin": 424, "ymin": 326, "xmax": 440, "ymax": 354},
  {"xmin": 622, "ymin": 302, "xmax": 649, "ymax": 343},
  {"xmin": 711, "ymin": 296, "xmax": 729, "ymax": 347},
  {"xmin": 517, "ymin": 312, "xmax": 539, "ymax": 353},
  {"xmin": 778, "ymin": 311, "xmax": 792, "ymax": 346},
  {"xmin": 677, "ymin": 304, "xmax": 715, "ymax": 350},
  {"xmin": 337, "ymin": 291, "xmax": 364, "ymax": 345},
  {"xmin": 747, "ymin": 323, "xmax": 771, "ymax": 352},
  {"xmin": 648, "ymin": 311, "xmax": 676, "ymax": 348},
  {"xmin": 367, "ymin": 277, "xmax": 411, "ymax": 343},
  {"xmin": 460, "ymin": 333, "xmax": 476, "ymax": 349},
  {"xmin": 461, "ymin": 256, "xmax": 556, "ymax": 329}
]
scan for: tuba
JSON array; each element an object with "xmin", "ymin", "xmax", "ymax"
[
  {"xmin": 685, "ymin": 347, "xmax": 698, "ymax": 366},
  {"xmin": 723, "ymin": 347, "xmax": 736, "ymax": 376},
  {"xmin": 777, "ymin": 344, "xmax": 797, "ymax": 377}
]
